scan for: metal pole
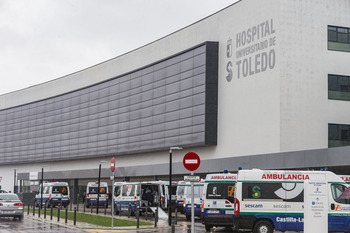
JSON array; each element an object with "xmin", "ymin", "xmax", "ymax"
[
  {"xmin": 97, "ymin": 163, "xmax": 101, "ymax": 214},
  {"xmin": 13, "ymin": 169, "xmax": 16, "ymax": 193},
  {"xmin": 111, "ymin": 173, "xmax": 115, "ymax": 228},
  {"xmin": 40, "ymin": 167, "xmax": 44, "ymax": 211},
  {"xmin": 168, "ymin": 148, "xmax": 172, "ymax": 226}
]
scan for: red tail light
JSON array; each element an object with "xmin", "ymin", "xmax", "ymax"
[
  {"xmin": 14, "ymin": 203, "xmax": 22, "ymax": 206},
  {"xmin": 49, "ymin": 194, "xmax": 51, "ymax": 201},
  {"xmin": 160, "ymin": 197, "xmax": 162, "ymax": 204},
  {"xmin": 234, "ymin": 198, "xmax": 240, "ymax": 215},
  {"xmin": 0, "ymin": 203, "xmax": 3, "ymax": 206},
  {"xmin": 225, "ymin": 200, "xmax": 231, "ymax": 204},
  {"xmin": 134, "ymin": 196, "xmax": 137, "ymax": 205}
]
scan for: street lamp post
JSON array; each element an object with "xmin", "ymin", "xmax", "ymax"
[
  {"xmin": 168, "ymin": 146, "xmax": 182, "ymax": 226},
  {"xmin": 13, "ymin": 169, "xmax": 17, "ymax": 193},
  {"xmin": 97, "ymin": 160, "xmax": 106, "ymax": 214}
]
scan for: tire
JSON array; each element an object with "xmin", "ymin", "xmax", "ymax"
[
  {"xmin": 186, "ymin": 214, "xmax": 191, "ymax": 221},
  {"xmin": 253, "ymin": 220, "xmax": 273, "ymax": 233},
  {"xmin": 205, "ymin": 224, "xmax": 212, "ymax": 232}
]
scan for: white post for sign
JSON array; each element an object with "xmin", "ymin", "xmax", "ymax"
[
  {"xmin": 191, "ymin": 172, "xmax": 195, "ymax": 233},
  {"xmin": 304, "ymin": 180, "xmax": 328, "ymax": 233},
  {"xmin": 111, "ymin": 173, "xmax": 114, "ymax": 228}
]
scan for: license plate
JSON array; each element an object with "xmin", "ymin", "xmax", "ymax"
[
  {"xmin": 2, "ymin": 211, "xmax": 15, "ymax": 214},
  {"xmin": 207, "ymin": 210, "xmax": 220, "ymax": 214},
  {"xmin": 225, "ymin": 210, "xmax": 234, "ymax": 215}
]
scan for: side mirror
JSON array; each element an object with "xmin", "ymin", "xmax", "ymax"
[{"xmin": 331, "ymin": 203, "xmax": 335, "ymax": 210}]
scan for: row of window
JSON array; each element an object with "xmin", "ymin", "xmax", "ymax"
[{"xmin": 328, "ymin": 25, "xmax": 350, "ymax": 148}]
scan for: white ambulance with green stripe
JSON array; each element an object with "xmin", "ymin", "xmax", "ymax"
[
  {"xmin": 201, "ymin": 172, "xmax": 237, "ymax": 232},
  {"xmin": 234, "ymin": 169, "xmax": 350, "ymax": 233}
]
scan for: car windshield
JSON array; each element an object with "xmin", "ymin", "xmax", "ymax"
[{"xmin": 0, "ymin": 194, "xmax": 20, "ymax": 201}]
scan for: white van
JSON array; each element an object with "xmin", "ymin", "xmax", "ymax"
[
  {"xmin": 114, "ymin": 181, "xmax": 168, "ymax": 214},
  {"xmin": 234, "ymin": 169, "xmax": 350, "ymax": 233},
  {"xmin": 182, "ymin": 180, "xmax": 205, "ymax": 220},
  {"xmin": 35, "ymin": 182, "xmax": 70, "ymax": 207},
  {"xmin": 201, "ymin": 173, "xmax": 237, "ymax": 231},
  {"xmin": 85, "ymin": 182, "xmax": 109, "ymax": 208},
  {"xmin": 176, "ymin": 181, "xmax": 189, "ymax": 213}
]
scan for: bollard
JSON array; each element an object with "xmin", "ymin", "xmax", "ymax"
[
  {"xmin": 65, "ymin": 206, "xmax": 68, "ymax": 224},
  {"xmin": 145, "ymin": 206, "xmax": 148, "ymax": 220},
  {"xmin": 27, "ymin": 204, "xmax": 30, "ymax": 215},
  {"xmin": 57, "ymin": 206, "xmax": 60, "ymax": 222},
  {"xmin": 74, "ymin": 207, "xmax": 77, "ymax": 225},
  {"xmin": 128, "ymin": 204, "xmax": 131, "ymax": 218},
  {"xmin": 38, "ymin": 204, "xmax": 41, "ymax": 218},
  {"xmin": 154, "ymin": 207, "xmax": 158, "ymax": 228},
  {"xmin": 70, "ymin": 201, "xmax": 72, "ymax": 211},
  {"xmin": 119, "ymin": 203, "xmax": 122, "ymax": 216},
  {"xmin": 33, "ymin": 202, "xmax": 35, "ymax": 216},
  {"xmin": 50, "ymin": 204, "xmax": 53, "ymax": 220},
  {"xmin": 44, "ymin": 204, "xmax": 47, "ymax": 219},
  {"xmin": 174, "ymin": 207, "xmax": 178, "ymax": 225},
  {"xmin": 77, "ymin": 201, "xmax": 79, "ymax": 212},
  {"xmin": 136, "ymin": 207, "xmax": 140, "ymax": 229},
  {"xmin": 91, "ymin": 203, "xmax": 93, "ymax": 213},
  {"xmin": 172, "ymin": 225, "xmax": 175, "ymax": 233},
  {"xmin": 104, "ymin": 203, "xmax": 107, "ymax": 215},
  {"xmin": 187, "ymin": 225, "xmax": 191, "ymax": 233},
  {"xmin": 83, "ymin": 201, "xmax": 85, "ymax": 213}
]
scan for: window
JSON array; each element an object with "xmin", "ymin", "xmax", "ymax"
[
  {"xmin": 329, "ymin": 124, "xmax": 350, "ymax": 147},
  {"xmin": 186, "ymin": 186, "xmax": 204, "ymax": 198},
  {"xmin": 122, "ymin": 184, "xmax": 135, "ymax": 197},
  {"xmin": 206, "ymin": 182, "xmax": 235, "ymax": 203},
  {"xmin": 328, "ymin": 26, "xmax": 350, "ymax": 52},
  {"xmin": 331, "ymin": 184, "xmax": 350, "ymax": 204},
  {"xmin": 328, "ymin": 74, "xmax": 350, "ymax": 100},
  {"xmin": 52, "ymin": 186, "xmax": 68, "ymax": 195},
  {"xmin": 242, "ymin": 182, "xmax": 304, "ymax": 202}
]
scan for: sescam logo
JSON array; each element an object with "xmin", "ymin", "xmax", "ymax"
[
  {"xmin": 226, "ymin": 18, "xmax": 276, "ymax": 82},
  {"xmin": 262, "ymin": 173, "xmax": 310, "ymax": 180}
]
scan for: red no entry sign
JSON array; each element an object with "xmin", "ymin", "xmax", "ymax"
[
  {"xmin": 110, "ymin": 157, "xmax": 115, "ymax": 172},
  {"xmin": 183, "ymin": 152, "xmax": 200, "ymax": 171}
]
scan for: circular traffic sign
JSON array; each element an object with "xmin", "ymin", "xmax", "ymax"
[
  {"xmin": 110, "ymin": 157, "xmax": 115, "ymax": 172},
  {"xmin": 183, "ymin": 152, "xmax": 200, "ymax": 171}
]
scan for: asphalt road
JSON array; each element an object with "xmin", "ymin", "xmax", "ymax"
[{"xmin": 0, "ymin": 216, "xmax": 86, "ymax": 233}]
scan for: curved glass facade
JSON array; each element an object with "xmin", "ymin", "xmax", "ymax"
[{"xmin": 0, "ymin": 42, "xmax": 218, "ymax": 165}]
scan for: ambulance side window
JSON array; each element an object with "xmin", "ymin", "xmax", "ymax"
[{"xmin": 331, "ymin": 184, "xmax": 350, "ymax": 204}]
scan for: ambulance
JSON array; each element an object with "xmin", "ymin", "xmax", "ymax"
[
  {"xmin": 176, "ymin": 181, "xmax": 190, "ymax": 213},
  {"xmin": 201, "ymin": 172, "xmax": 237, "ymax": 232},
  {"xmin": 183, "ymin": 180, "xmax": 205, "ymax": 220},
  {"xmin": 35, "ymin": 182, "xmax": 70, "ymax": 207},
  {"xmin": 114, "ymin": 181, "xmax": 168, "ymax": 215},
  {"xmin": 234, "ymin": 169, "xmax": 350, "ymax": 233},
  {"xmin": 85, "ymin": 182, "xmax": 109, "ymax": 208}
]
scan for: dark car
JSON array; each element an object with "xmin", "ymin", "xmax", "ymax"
[{"xmin": 0, "ymin": 193, "xmax": 24, "ymax": 220}]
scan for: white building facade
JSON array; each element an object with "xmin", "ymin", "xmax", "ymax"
[{"xmin": 0, "ymin": 0, "xmax": 350, "ymax": 201}]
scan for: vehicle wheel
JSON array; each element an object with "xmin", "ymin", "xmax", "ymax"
[
  {"xmin": 205, "ymin": 224, "xmax": 212, "ymax": 232},
  {"xmin": 253, "ymin": 220, "xmax": 273, "ymax": 233},
  {"xmin": 186, "ymin": 214, "xmax": 191, "ymax": 221}
]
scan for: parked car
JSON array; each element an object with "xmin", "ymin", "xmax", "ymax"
[
  {"xmin": 0, "ymin": 193, "xmax": 24, "ymax": 220},
  {"xmin": 0, "ymin": 190, "xmax": 7, "ymax": 193}
]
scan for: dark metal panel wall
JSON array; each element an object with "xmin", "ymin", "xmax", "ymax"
[{"xmin": 0, "ymin": 42, "xmax": 218, "ymax": 165}]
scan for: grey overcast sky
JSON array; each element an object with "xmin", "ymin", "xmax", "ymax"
[{"xmin": 0, "ymin": 0, "xmax": 239, "ymax": 96}]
